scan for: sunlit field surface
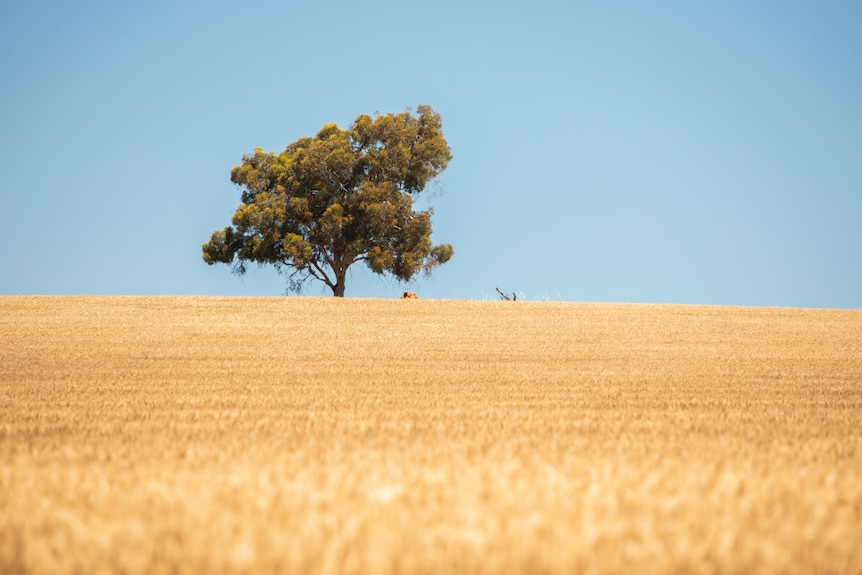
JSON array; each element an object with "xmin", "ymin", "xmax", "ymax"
[{"xmin": 2, "ymin": 296, "xmax": 861, "ymax": 574}]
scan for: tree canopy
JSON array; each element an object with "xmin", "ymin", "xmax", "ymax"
[{"xmin": 202, "ymin": 105, "xmax": 453, "ymax": 297}]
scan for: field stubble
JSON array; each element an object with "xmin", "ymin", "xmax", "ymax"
[{"xmin": 1, "ymin": 296, "xmax": 861, "ymax": 574}]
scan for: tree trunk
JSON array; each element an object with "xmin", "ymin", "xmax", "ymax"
[
  {"xmin": 331, "ymin": 262, "xmax": 347, "ymax": 297},
  {"xmin": 332, "ymin": 281, "xmax": 346, "ymax": 297}
]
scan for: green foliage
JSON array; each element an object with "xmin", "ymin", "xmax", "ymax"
[{"xmin": 203, "ymin": 106, "xmax": 453, "ymax": 296}]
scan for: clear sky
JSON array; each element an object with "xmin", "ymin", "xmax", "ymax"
[{"xmin": 2, "ymin": 1, "xmax": 860, "ymax": 308}]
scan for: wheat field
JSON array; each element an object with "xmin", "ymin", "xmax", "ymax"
[{"xmin": 1, "ymin": 296, "xmax": 860, "ymax": 574}]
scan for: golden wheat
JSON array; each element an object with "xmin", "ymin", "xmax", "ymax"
[{"xmin": 1, "ymin": 296, "xmax": 860, "ymax": 574}]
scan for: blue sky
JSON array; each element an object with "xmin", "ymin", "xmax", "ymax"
[{"xmin": 2, "ymin": 1, "xmax": 860, "ymax": 308}]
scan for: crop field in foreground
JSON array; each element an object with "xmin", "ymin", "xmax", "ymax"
[{"xmin": 1, "ymin": 296, "xmax": 861, "ymax": 574}]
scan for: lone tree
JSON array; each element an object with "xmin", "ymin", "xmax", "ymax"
[{"xmin": 202, "ymin": 105, "xmax": 453, "ymax": 297}]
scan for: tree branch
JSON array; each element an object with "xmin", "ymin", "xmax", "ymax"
[
  {"xmin": 308, "ymin": 259, "xmax": 335, "ymax": 289},
  {"xmin": 496, "ymin": 287, "xmax": 516, "ymax": 301}
]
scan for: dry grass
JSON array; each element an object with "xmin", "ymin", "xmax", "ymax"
[{"xmin": 1, "ymin": 296, "xmax": 861, "ymax": 574}]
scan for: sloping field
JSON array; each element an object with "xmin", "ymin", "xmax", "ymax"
[{"xmin": 1, "ymin": 296, "xmax": 861, "ymax": 574}]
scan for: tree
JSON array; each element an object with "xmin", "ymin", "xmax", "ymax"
[{"xmin": 202, "ymin": 105, "xmax": 454, "ymax": 297}]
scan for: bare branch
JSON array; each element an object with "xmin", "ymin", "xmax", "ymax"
[{"xmin": 496, "ymin": 287, "xmax": 516, "ymax": 301}]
